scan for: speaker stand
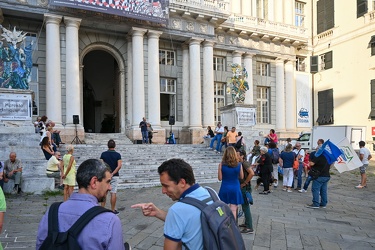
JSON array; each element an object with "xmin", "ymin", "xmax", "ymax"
[{"xmin": 71, "ymin": 124, "xmax": 82, "ymax": 144}]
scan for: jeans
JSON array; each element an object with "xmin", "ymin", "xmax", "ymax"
[
  {"xmin": 219, "ymin": 142, "xmax": 227, "ymax": 152},
  {"xmin": 241, "ymin": 187, "xmax": 253, "ymax": 229},
  {"xmin": 311, "ymin": 176, "xmax": 330, "ymax": 207},
  {"xmin": 298, "ymin": 162, "xmax": 304, "ymax": 188},
  {"xmin": 303, "ymin": 175, "xmax": 312, "ymax": 190},
  {"xmin": 7, "ymin": 171, "xmax": 22, "ymax": 185},
  {"xmin": 141, "ymin": 131, "xmax": 148, "ymax": 143},
  {"xmin": 210, "ymin": 134, "xmax": 222, "ymax": 151}
]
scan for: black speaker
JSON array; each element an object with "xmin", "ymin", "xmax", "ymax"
[
  {"xmin": 73, "ymin": 115, "xmax": 79, "ymax": 125},
  {"xmin": 169, "ymin": 116, "xmax": 175, "ymax": 125}
]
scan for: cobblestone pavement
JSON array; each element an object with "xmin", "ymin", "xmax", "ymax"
[{"xmin": 1, "ymin": 166, "xmax": 375, "ymax": 250}]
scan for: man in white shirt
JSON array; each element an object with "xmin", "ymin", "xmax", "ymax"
[
  {"xmin": 209, "ymin": 122, "xmax": 224, "ymax": 153},
  {"xmin": 46, "ymin": 151, "xmax": 64, "ymax": 189},
  {"xmin": 356, "ymin": 141, "xmax": 372, "ymax": 189},
  {"xmin": 293, "ymin": 143, "xmax": 305, "ymax": 190}
]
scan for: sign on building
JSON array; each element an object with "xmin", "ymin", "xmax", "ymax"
[
  {"xmin": 50, "ymin": 0, "xmax": 169, "ymax": 24},
  {"xmin": 0, "ymin": 93, "xmax": 32, "ymax": 120}
]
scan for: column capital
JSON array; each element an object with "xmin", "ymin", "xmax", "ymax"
[
  {"xmin": 232, "ymin": 50, "xmax": 245, "ymax": 57},
  {"xmin": 188, "ymin": 37, "xmax": 204, "ymax": 46},
  {"xmin": 203, "ymin": 40, "xmax": 215, "ymax": 47},
  {"xmin": 275, "ymin": 57, "xmax": 286, "ymax": 63},
  {"xmin": 130, "ymin": 27, "xmax": 147, "ymax": 37},
  {"xmin": 147, "ymin": 30, "xmax": 163, "ymax": 39},
  {"xmin": 244, "ymin": 52, "xmax": 256, "ymax": 59},
  {"xmin": 64, "ymin": 16, "xmax": 81, "ymax": 28},
  {"xmin": 44, "ymin": 14, "xmax": 62, "ymax": 25}
]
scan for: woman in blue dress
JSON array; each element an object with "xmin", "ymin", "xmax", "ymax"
[{"xmin": 218, "ymin": 146, "xmax": 244, "ymax": 220}]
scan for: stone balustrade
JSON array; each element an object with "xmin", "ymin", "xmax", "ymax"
[{"xmin": 169, "ymin": 0, "xmax": 230, "ymax": 13}]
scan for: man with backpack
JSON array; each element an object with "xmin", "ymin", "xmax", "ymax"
[
  {"xmin": 36, "ymin": 159, "xmax": 129, "ymax": 250},
  {"xmin": 131, "ymin": 158, "xmax": 245, "ymax": 250},
  {"xmin": 268, "ymin": 142, "xmax": 280, "ymax": 188}
]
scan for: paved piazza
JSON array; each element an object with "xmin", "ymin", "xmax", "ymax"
[{"xmin": 1, "ymin": 165, "xmax": 375, "ymax": 250}]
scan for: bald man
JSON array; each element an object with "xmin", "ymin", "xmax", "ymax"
[{"xmin": 4, "ymin": 152, "xmax": 23, "ymax": 194}]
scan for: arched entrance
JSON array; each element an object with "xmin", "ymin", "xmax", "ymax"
[{"xmin": 82, "ymin": 50, "xmax": 120, "ymax": 133}]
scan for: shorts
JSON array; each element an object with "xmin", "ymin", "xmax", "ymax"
[
  {"xmin": 110, "ymin": 176, "xmax": 119, "ymax": 193},
  {"xmin": 359, "ymin": 164, "xmax": 368, "ymax": 174}
]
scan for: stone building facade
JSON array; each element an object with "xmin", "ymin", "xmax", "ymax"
[{"xmin": 0, "ymin": 0, "xmax": 312, "ymax": 144}]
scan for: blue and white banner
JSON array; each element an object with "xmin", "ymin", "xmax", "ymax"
[
  {"xmin": 296, "ymin": 73, "xmax": 311, "ymax": 128},
  {"xmin": 50, "ymin": 0, "xmax": 169, "ymax": 24},
  {"xmin": 334, "ymin": 137, "xmax": 363, "ymax": 173}
]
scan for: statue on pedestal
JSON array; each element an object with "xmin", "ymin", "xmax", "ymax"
[{"xmin": 227, "ymin": 63, "xmax": 249, "ymax": 104}]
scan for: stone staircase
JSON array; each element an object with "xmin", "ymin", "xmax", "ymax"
[{"xmin": 1, "ymin": 132, "xmax": 223, "ymax": 193}]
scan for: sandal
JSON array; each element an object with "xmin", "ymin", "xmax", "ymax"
[{"xmin": 355, "ymin": 185, "xmax": 365, "ymax": 189}]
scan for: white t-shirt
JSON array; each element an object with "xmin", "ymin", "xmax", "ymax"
[
  {"xmin": 359, "ymin": 147, "xmax": 371, "ymax": 164},
  {"xmin": 293, "ymin": 148, "xmax": 305, "ymax": 162}
]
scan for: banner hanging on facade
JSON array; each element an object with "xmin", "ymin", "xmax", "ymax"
[
  {"xmin": 0, "ymin": 93, "xmax": 32, "ymax": 120},
  {"xmin": 296, "ymin": 73, "xmax": 311, "ymax": 128},
  {"xmin": 50, "ymin": 0, "xmax": 169, "ymax": 24}
]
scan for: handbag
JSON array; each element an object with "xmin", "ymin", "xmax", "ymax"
[
  {"xmin": 293, "ymin": 149, "xmax": 302, "ymax": 170},
  {"xmin": 245, "ymin": 191, "xmax": 253, "ymax": 205},
  {"xmin": 220, "ymin": 137, "xmax": 226, "ymax": 143},
  {"xmin": 308, "ymin": 168, "xmax": 320, "ymax": 179}
]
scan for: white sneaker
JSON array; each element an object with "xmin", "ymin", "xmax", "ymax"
[
  {"xmin": 287, "ymin": 189, "xmax": 292, "ymax": 193},
  {"xmin": 298, "ymin": 189, "xmax": 307, "ymax": 193}
]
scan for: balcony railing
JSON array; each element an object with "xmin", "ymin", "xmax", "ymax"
[
  {"xmin": 225, "ymin": 14, "xmax": 308, "ymax": 39},
  {"xmin": 169, "ymin": 0, "xmax": 230, "ymax": 13}
]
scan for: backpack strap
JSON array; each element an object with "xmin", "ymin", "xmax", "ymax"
[
  {"xmin": 179, "ymin": 187, "xmax": 217, "ymax": 211},
  {"xmin": 46, "ymin": 202, "xmax": 63, "ymax": 246},
  {"xmin": 68, "ymin": 206, "xmax": 113, "ymax": 237}
]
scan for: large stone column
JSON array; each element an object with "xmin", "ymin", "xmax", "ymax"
[
  {"xmin": 131, "ymin": 28, "xmax": 147, "ymax": 128},
  {"xmin": 202, "ymin": 40, "xmax": 215, "ymax": 128},
  {"xmin": 147, "ymin": 30, "xmax": 162, "ymax": 128},
  {"xmin": 284, "ymin": 0, "xmax": 294, "ymax": 25},
  {"xmin": 285, "ymin": 60, "xmax": 295, "ymax": 131},
  {"xmin": 274, "ymin": 0, "xmax": 283, "ymax": 23},
  {"xmin": 231, "ymin": 0, "xmax": 241, "ymax": 14},
  {"xmin": 44, "ymin": 14, "xmax": 62, "ymax": 124},
  {"xmin": 182, "ymin": 45, "xmax": 190, "ymax": 128},
  {"xmin": 126, "ymin": 35, "xmax": 133, "ymax": 130},
  {"xmin": 64, "ymin": 17, "xmax": 82, "ymax": 125},
  {"xmin": 243, "ymin": 53, "xmax": 254, "ymax": 105},
  {"xmin": 242, "ymin": 0, "xmax": 252, "ymax": 16},
  {"xmin": 275, "ymin": 58, "xmax": 285, "ymax": 131},
  {"xmin": 268, "ymin": 0, "xmax": 274, "ymax": 21},
  {"xmin": 251, "ymin": 0, "xmax": 257, "ymax": 17},
  {"xmin": 189, "ymin": 38, "xmax": 203, "ymax": 128},
  {"xmin": 232, "ymin": 51, "xmax": 243, "ymax": 65}
]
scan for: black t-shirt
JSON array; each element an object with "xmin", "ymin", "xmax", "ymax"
[
  {"xmin": 139, "ymin": 121, "xmax": 147, "ymax": 132},
  {"xmin": 310, "ymin": 151, "xmax": 330, "ymax": 177},
  {"xmin": 100, "ymin": 150, "xmax": 122, "ymax": 176}
]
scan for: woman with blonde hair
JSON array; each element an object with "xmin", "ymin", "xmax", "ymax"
[
  {"xmin": 62, "ymin": 145, "xmax": 76, "ymax": 201},
  {"xmin": 218, "ymin": 146, "xmax": 244, "ymax": 220}
]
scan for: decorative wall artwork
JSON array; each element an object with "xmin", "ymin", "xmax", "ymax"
[{"xmin": 0, "ymin": 26, "xmax": 33, "ymax": 90}]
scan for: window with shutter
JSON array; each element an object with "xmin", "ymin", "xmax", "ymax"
[
  {"xmin": 310, "ymin": 56, "xmax": 319, "ymax": 73},
  {"xmin": 317, "ymin": 0, "xmax": 335, "ymax": 34},
  {"xmin": 317, "ymin": 89, "xmax": 334, "ymax": 125},
  {"xmin": 324, "ymin": 51, "xmax": 333, "ymax": 69},
  {"xmin": 369, "ymin": 80, "xmax": 375, "ymax": 120},
  {"xmin": 357, "ymin": 0, "xmax": 368, "ymax": 18}
]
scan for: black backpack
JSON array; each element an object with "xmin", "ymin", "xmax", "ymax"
[
  {"xmin": 180, "ymin": 187, "xmax": 245, "ymax": 250},
  {"xmin": 39, "ymin": 202, "xmax": 112, "ymax": 250},
  {"xmin": 271, "ymin": 148, "xmax": 280, "ymax": 164},
  {"xmin": 235, "ymin": 137, "xmax": 243, "ymax": 149}
]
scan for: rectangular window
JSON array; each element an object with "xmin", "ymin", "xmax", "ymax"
[
  {"xmin": 317, "ymin": 89, "xmax": 333, "ymax": 125},
  {"xmin": 256, "ymin": 87, "xmax": 270, "ymax": 124},
  {"xmin": 317, "ymin": 0, "xmax": 334, "ymax": 34},
  {"xmin": 296, "ymin": 57, "xmax": 306, "ymax": 72},
  {"xmin": 214, "ymin": 82, "xmax": 226, "ymax": 123},
  {"xmin": 369, "ymin": 80, "xmax": 375, "ymax": 119},
  {"xmin": 213, "ymin": 56, "xmax": 225, "ymax": 71},
  {"xmin": 320, "ymin": 51, "xmax": 333, "ymax": 70},
  {"xmin": 295, "ymin": 1, "xmax": 305, "ymax": 27},
  {"xmin": 357, "ymin": 0, "xmax": 368, "ymax": 18},
  {"xmin": 159, "ymin": 49, "xmax": 175, "ymax": 65},
  {"xmin": 369, "ymin": 36, "xmax": 375, "ymax": 56},
  {"xmin": 160, "ymin": 78, "xmax": 176, "ymax": 121},
  {"xmin": 257, "ymin": 0, "xmax": 268, "ymax": 19},
  {"xmin": 29, "ymin": 65, "xmax": 39, "ymax": 115},
  {"xmin": 256, "ymin": 62, "xmax": 270, "ymax": 76}
]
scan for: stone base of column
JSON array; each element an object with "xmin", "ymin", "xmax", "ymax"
[
  {"xmin": 59, "ymin": 124, "xmax": 85, "ymax": 145},
  {"xmin": 127, "ymin": 127, "xmax": 166, "ymax": 144},
  {"xmin": 189, "ymin": 128, "xmax": 206, "ymax": 144}
]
